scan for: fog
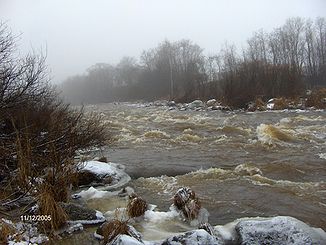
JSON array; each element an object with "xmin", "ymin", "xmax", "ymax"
[{"xmin": 1, "ymin": 0, "xmax": 325, "ymax": 84}]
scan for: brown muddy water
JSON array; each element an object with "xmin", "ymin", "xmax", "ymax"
[
  {"xmin": 91, "ymin": 103, "xmax": 326, "ymax": 227},
  {"xmin": 61, "ymin": 103, "xmax": 326, "ymax": 243}
]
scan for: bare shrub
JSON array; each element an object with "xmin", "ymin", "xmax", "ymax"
[
  {"xmin": 273, "ymin": 97, "xmax": 288, "ymax": 110},
  {"xmin": 0, "ymin": 22, "xmax": 108, "ymax": 232}
]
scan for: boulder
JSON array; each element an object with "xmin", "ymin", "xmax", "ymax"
[
  {"xmin": 235, "ymin": 216, "xmax": 326, "ymax": 245},
  {"xmin": 76, "ymin": 161, "xmax": 130, "ymax": 188},
  {"xmin": 206, "ymin": 99, "xmax": 217, "ymax": 107},
  {"xmin": 161, "ymin": 229, "xmax": 221, "ymax": 245},
  {"xmin": 110, "ymin": 235, "xmax": 143, "ymax": 245},
  {"xmin": 61, "ymin": 203, "xmax": 105, "ymax": 224},
  {"xmin": 189, "ymin": 100, "xmax": 204, "ymax": 109},
  {"xmin": 75, "ymin": 170, "xmax": 102, "ymax": 186},
  {"xmin": 167, "ymin": 100, "xmax": 176, "ymax": 107},
  {"xmin": 95, "ymin": 221, "xmax": 142, "ymax": 244}
]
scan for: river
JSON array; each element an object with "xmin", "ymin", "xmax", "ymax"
[{"xmin": 62, "ymin": 102, "xmax": 326, "ymax": 243}]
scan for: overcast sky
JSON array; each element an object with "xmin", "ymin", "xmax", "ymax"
[{"xmin": 1, "ymin": 0, "xmax": 325, "ymax": 83}]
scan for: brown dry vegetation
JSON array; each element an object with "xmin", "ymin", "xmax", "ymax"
[
  {"xmin": 306, "ymin": 88, "xmax": 326, "ymax": 109},
  {"xmin": 0, "ymin": 22, "xmax": 108, "ymax": 232},
  {"xmin": 0, "ymin": 219, "xmax": 18, "ymax": 244},
  {"xmin": 126, "ymin": 195, "xmax": 147, "ymax": 218},
  {"xmin": 99, "ymin": 219, "xmax": 130, "ymax": 244},
  {"xmin": 272, "ymin": 97, "xmax": 289, "ymax": 110},
  {"xmin": 37, "ymin": 185, "xmax": 68, "ymax": 231},
  {"xmin": 255, "ymin": 98, "xmax": 266, "ymax": 111},
  {"xmin": 173, "ymin": 187, "xmax": 201, "ymax": 221}
]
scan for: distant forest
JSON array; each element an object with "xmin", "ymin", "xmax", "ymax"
[{"xmin": 61, "ymin": 17, "xmax": 326, "ymax": 108}]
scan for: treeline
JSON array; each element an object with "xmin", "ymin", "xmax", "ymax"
[{"xmin": 61, "ymin": 17, "xmax": 326, "ymax": 108}]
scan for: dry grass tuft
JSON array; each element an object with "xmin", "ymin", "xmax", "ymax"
[
  {"xmin": 0, "ymin": 220, "xmax": 17, "ymax": 244},
  {"xmin": 37, "ymin": 185, "xmax": 67, "ymax": 231},
  {"xmin": 100, "ymin": 219, "xmax": 129, "ymax": 244},
  {"xmin": 127, "ymin": 195, "xmax": 147, "ymax": 218}
]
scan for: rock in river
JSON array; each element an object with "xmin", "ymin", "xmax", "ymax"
[
  {"xmin": 234, "ymin": 216, "xmax": 326, "ymax": 245},
  {"xmin": 61, "ymin": 202, "xmax": 105, "ymax": 225},
  {"xmin": 161, "ymin": 229, "xmax": 221, "ymax": 245}
]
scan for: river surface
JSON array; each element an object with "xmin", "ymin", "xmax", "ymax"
[
  {"xmin": 87, "ymin": 103, "xmax": 326, "ymax": 228},
  {"xmin": 62, "ymin": 103, "xmax": 326, "ymax": 244}
]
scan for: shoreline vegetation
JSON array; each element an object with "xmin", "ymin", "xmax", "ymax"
[
  {"xmin": 1, "ymin": 17, "xmax": 326, "ymax": 244},
  {"xmin": 0, "ymin": 22, "xmax": 107, "ymax": 243},
  {"xmin": 61, "ymin": 17, "xmax": 326, "ymax": 110}
]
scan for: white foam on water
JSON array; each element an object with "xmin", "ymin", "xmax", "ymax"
[
  {"xmin": 318, "ymin": 153, "xmax": 326, "ymax": 160},
  {"xmin": 144, "ymin": 206, "xmax": 179, "ymax": 224}
]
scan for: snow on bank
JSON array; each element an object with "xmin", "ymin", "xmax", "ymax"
[{"xmin": 2, "ymin": 219, "xmax": 48, "ymax": 245}]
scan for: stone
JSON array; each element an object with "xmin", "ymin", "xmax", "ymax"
[
  {"xmin": 161, "ymin": 229, "xmax": 221, "ymax": 245},
  {"xmin": 206, "ymin": 99, "xmax": 217, "ymax": 107},
  {"xmin": 167, "ymin": 101, "xmax": 176, "ymax": 107},
  {"xmin": 76, "ymin": 170, "xmax": 102, "ymax": 186},
  {"xmin": 110, "ymin": 235, "xmax": 143, "ymax": 245},
  {"xmin": 61, "ymin": 202, "xmax": 97, "ymax": 221},
  {"xmin": 235, "ymin": 216, "xmax": 326, "ymax": 245},
  {"xmin": 189, "ymin": 100, "xmax": 204, "ymax": 109}
]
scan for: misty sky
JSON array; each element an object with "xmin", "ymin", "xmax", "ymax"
[{"xmin": 1, "ymin": 0, "xmax": 325, "ymax": 83}]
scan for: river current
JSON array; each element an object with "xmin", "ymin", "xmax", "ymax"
[
  {"xmin": 61, "ymin": 103, "xmax": 326, "ymax": 244},
  {"xmin": 86, "ymin": 103, "xmax": 326, "ymax": 229}
]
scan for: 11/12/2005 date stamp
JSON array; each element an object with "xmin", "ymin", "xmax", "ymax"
[{"xmin": 21, "ymin": 215, "xmax": 52, "ymax": 222}]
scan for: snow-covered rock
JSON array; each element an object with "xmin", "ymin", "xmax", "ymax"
[
  {"xmin": 110, "ymin": 235, "xmax": 144, "ymax": 245},
  {"xmin": 206, "ymin": 99, "xmax": 217, "ymax": 107},
  {"xmin": 77, "ymin": 161, "xmax": 131, "ymax": 189},
  {"xmin": 161, "ymin": 229, "xmax": 221, "ymax": 245},
  {"xmin": 188, "ymin": 100, "xmax": 204, "ymax": 109},
  {"xmin": 266, "ymin": 98, "xmax": 276, "ymax": 110},
  {"xmin": 167, "ymin": 100, "xmax": 176, "ymax": 107},
  {"xmin": 235, "ymin": 216, "xmax": 326, "ymax": 245}
]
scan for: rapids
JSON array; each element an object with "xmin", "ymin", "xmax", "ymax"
[{"xmin": 60, "ymin": 103, "xmax": 326, "ymax": 244}]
